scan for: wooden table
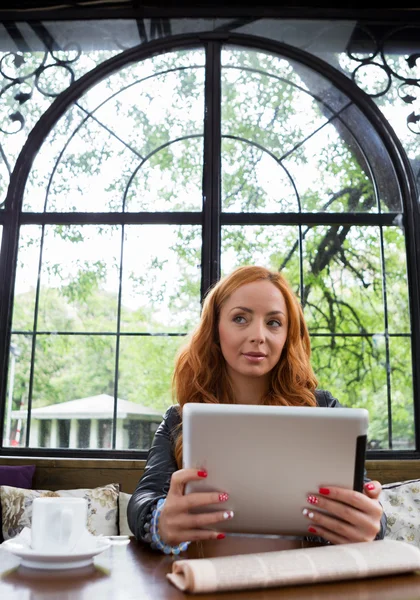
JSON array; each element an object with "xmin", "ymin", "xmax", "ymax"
[{"xmin": 2, "ymin": 536, "xmax": 420, "ymax": 600}]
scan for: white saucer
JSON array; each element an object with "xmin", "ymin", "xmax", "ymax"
[{"xmin": 2, "ymin": 538, "xmax": 111, "ymax": 570}]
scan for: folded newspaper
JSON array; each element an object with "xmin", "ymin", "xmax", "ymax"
[{"xmin": 167, "ymin": 539, "xmax": 420, "ymax": 594}]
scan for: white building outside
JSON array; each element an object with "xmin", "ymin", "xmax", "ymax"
[{"xmin": 10, "ymin": 394, "xmax": 165, "ymax": 450}]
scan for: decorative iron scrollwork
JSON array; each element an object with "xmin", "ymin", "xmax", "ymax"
[
  {"xmin": 0, "ymin": 44, "xmax": 80, "ymax": 135},
  {"xmin": 1, "ymin": 19, "xmax": 420, "ymax": 140},
  {"xmin": 0, "ymin": 18, "xmax": 173, "ymax": 136},
  {"xmin": 347, "ymin": 24, "xmax": 420, "ymax": 134}
]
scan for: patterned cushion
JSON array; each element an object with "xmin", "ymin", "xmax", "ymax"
[
  {"xmin": 0, "ymin": 466, "xmax": 36, "ymax": 544},
  {"xmin": 118, "ymin": 491, "xmax": 133, "ymax": 536},
  {"xmin": 0, "ymin": 483, "xmax": 120, "ymax": 541},
  {"xmin": 380, "ymin": 479, "xmax": 420, "ymax": 547}
]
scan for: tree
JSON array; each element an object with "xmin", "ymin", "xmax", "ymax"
[{"xmin": 3, "ymin": 45, "xmax": 414, "ymax": 449}]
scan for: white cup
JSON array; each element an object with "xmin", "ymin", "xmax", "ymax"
[{"xmin": 31, "ymin": 497, "xmax": 88, "ymax": 553}]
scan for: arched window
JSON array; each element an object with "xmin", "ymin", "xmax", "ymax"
[{"xmin": 0, "ymin": 23, "xmax": 418, "ymax": 457}]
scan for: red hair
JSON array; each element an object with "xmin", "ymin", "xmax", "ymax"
[{"xmin": 172, "ymin": 265, "xmax": 318, "ymax": 467}]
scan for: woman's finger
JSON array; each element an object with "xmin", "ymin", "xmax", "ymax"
[
  {"xmin": 302, "ymin": 506, "xmax": 378, "ymax": 542},
  {"xmin": 176, "ymin": 508, "xmax": 234, "ymax": 531},
  {"xmin": 178, "ymin": 528, "xmax": 227, "ymax": 543},
  {"xmin": 305, "ymin": 492, "xmax": 382, "ymax": 526},
  {"xmin": 168, "ymin": 468, "xmax": 208, "ymax": 495},
  {"xmin": 311, "ymin": 486, "xmax": 380, "ymax": 515},
  {"xmin": 159, "ymin": 507, "xmax": 233, "ymax": 545},
  {"xmin": 363, "ymin": 480, "xmax": 382, "ymax": 500},
  {"xmin": 183, "ymin": 491, "xmax": 230, "ymax": 511},
  {"xmin": 305, "ymin": 522, "xmax": 352, "ymax": 545}
]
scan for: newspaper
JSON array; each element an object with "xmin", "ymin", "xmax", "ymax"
[{"xmin": 167, "ymin": 540, "xmax": 420, "ymax": 593}]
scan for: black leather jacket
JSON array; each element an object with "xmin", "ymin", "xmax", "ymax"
[{"xmin": 127, "ymin": 390, "xmax": 386, "ymax": 542}]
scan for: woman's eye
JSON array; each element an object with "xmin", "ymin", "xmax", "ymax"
[
  {"xmin": 233, "ymin": 315, "xmax": 246, "ymax": 324},
  {"xmin": 267, "ymin": 319, "xmax": 281, "ymax": 327}
]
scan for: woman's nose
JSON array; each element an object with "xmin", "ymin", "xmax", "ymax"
[{"xmin": 249, "ymin": 322, "xmax": 265, "ymax": 343}]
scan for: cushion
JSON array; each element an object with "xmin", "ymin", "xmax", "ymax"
[
  {"xmin": 380, "ymin": 479, "xmax": 420, "ymax": 547},
  {"xmin": 0, "ymin": 483, "xmax": 119, "ymax": 541},
  {"xmin": 0, "ymin": 465, "xmax": 36, "ymax": 544},
  {"xmin": 118, "ymin": 491, "xmax": 133, "ymax": 536}
]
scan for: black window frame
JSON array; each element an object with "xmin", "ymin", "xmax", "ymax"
[{"xmin": 0, "ymin": 9, "xmax": 419, "ymax": 460}]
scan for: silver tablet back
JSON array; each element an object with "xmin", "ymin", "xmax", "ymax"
[{"xmin": 183, "ymin": 402, "xmax": 368, "ymax": 535}]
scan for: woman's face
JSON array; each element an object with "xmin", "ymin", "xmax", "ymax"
[{"xmin": 217, "ymin": 280, "xmax": 289, "ymax": 385}]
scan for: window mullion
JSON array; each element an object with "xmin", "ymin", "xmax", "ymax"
[
  {"xmin": 0, "ymin": 210, "xmax": 20, "ymax": 446},
  {"xmin": 201, "ymin": 40, "xmax": 222, "ymax": 300}
]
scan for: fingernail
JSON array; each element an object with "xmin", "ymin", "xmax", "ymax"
[
  {"xmin": 307, "ymin": 494, "xmax": 319, "ymax": 505},
  {"xmin": 365, "ymin": 483, "xmax": 375, "ymax": 491},
  {"xmin": 302, "ymin": 509, "xmax": 314, "ymax": 519},
  {"xmin": 217, "ymin": 533, "xmax": 226, "ymax": 540},
  {"xmin": 223, "ymin": 511, "xmax": 234, "ymax": 519},
  {"xmin": 197, "ymin": 470, "xmax": 207, "ymax": 478},
  {"xmin": 319, "ymin": 487, "xmax": 330, "ymax": 495},
  {"xmin": 219, "ymin": 493, "xmax": 229, "ymax": 502},
  {"xmin": 308, "ymin": 526, "xmax": 317, "ymax": 534}
]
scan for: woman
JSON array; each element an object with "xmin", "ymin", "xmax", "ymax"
[{"xmin": 127, "ymin": 265, "xmax": 385, "ymax": 554}]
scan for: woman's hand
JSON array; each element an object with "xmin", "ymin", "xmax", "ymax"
[
  {"xmin": 302, "ymin": 481, "xmax": 383, "ymax": 544},
  {"xmin": 158, "ymin": 468, "xmax": 233, "ymax": 546}
]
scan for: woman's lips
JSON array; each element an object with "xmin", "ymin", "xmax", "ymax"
[{"xmin": 242, "ymin": 353, "xmax": 266, "ymax": 362}]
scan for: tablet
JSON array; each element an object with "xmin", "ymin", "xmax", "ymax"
[{"xmin": 183, "ymin": 402, "xmax": 368, "ymax": 536}]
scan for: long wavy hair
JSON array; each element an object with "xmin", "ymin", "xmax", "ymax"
[{"xmin": 172, "ymin": 265, "xmax": 318, "ymax": 467}]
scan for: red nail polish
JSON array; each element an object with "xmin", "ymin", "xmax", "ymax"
[
  {"xmin": 366, "ymin": 483, "xmax": 375, "ymax": 490},
  {"xmin": 307, "ymin": 495, "xmax": 319, "ymax": 505},
  {"xmin": 197, "ymin": 470, "xmax": 207, "ymax": 478},
  {"xmin": 308, "ymin": 527, "xmax": 317, "ymax": 534},
  {"xmin": 219, "ymin": 493, "xmax": 229, "ymax": 502},
  {"xmin": 319, "ymin": 487, "xmax": 330, "ymax": 495},
  {"xmin": 217, "ymin": 533, "xmax": 226, "ymax": 540}
]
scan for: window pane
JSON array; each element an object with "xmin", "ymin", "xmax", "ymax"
[
  {"xmin": 221, "ymin": 47, "xmax": 401, "ymax": 214},
  {"xmin": 311, "ymin": 335, "xmax": 388, "ymax": 448},
  {"xmin": 281, "ymin": 120, "xmax": 378, "ymax": 213},
  {"xmin": 12, "ymin": 226, "xmax": 41, "ymax": 332},
  {"xmin": 303, "ymin": 226, "xmax": 384, "ymax": 334},
  {"xmin": 35, "ymin": 333, "xmax": 116, "ymax": 404},
  {"xmin": 121, "ymin": 225, "xmax": 201, "ymax": 333},
  {"xmin": 17, "ymin": 334, "xmax": 117, "ymax": 448},
  {"xmin": 36, "ymin": 225, "xmax": 121, "ymax": 333},
  {"xmin": 22, "ymin": 104, "xmax": 87, "ymax": 212},
  {"xmin": 390, "ymin": 336, "xmax": 414, "ymax": 450},
  {"xmin": 118, "ymin": 335, "xmax": 184, "ymax": 415},
  {"xmin": 384, "ymin": 226, "xmax": 410, "ymax": 334},
  {"xmin": 14, "ymin": 224, "xmax": 203, "ymax": 336},
  {"xmin": 332, "ymin": 105, "xmax": 402, "ymax": 213},
  {"xmin": 221, "ymin": 225, "xmax": 300, "ymax": 292},
  {"xmin": 222, "ymin": 47, "xmax": 336, "ymax": 157},
  {"xmin": 117, "ymin": 336, "xmax": 182, "ymax": 449},
  {"xmin": 221, "ymin": 138, "xmax": 299, "ymax": 212},
  {"xmin": 3, "ymin": 334, "xmax": 29, "ymax": 448},
  {"xmin": 13, "ymin": 225, "xmax": 122, "ymax": 334},
  {"xmin": 23, "ymin": 50, "xmax": 205, "ymax": 212}
]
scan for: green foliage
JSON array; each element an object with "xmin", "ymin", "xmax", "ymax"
[
  {"xmin": 3, "ymin": 46, "xmax": 415, "ymax": 451},
  {"xmin": 11, "ymin": 289, "xmax": 183, "ymax": 412}
]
